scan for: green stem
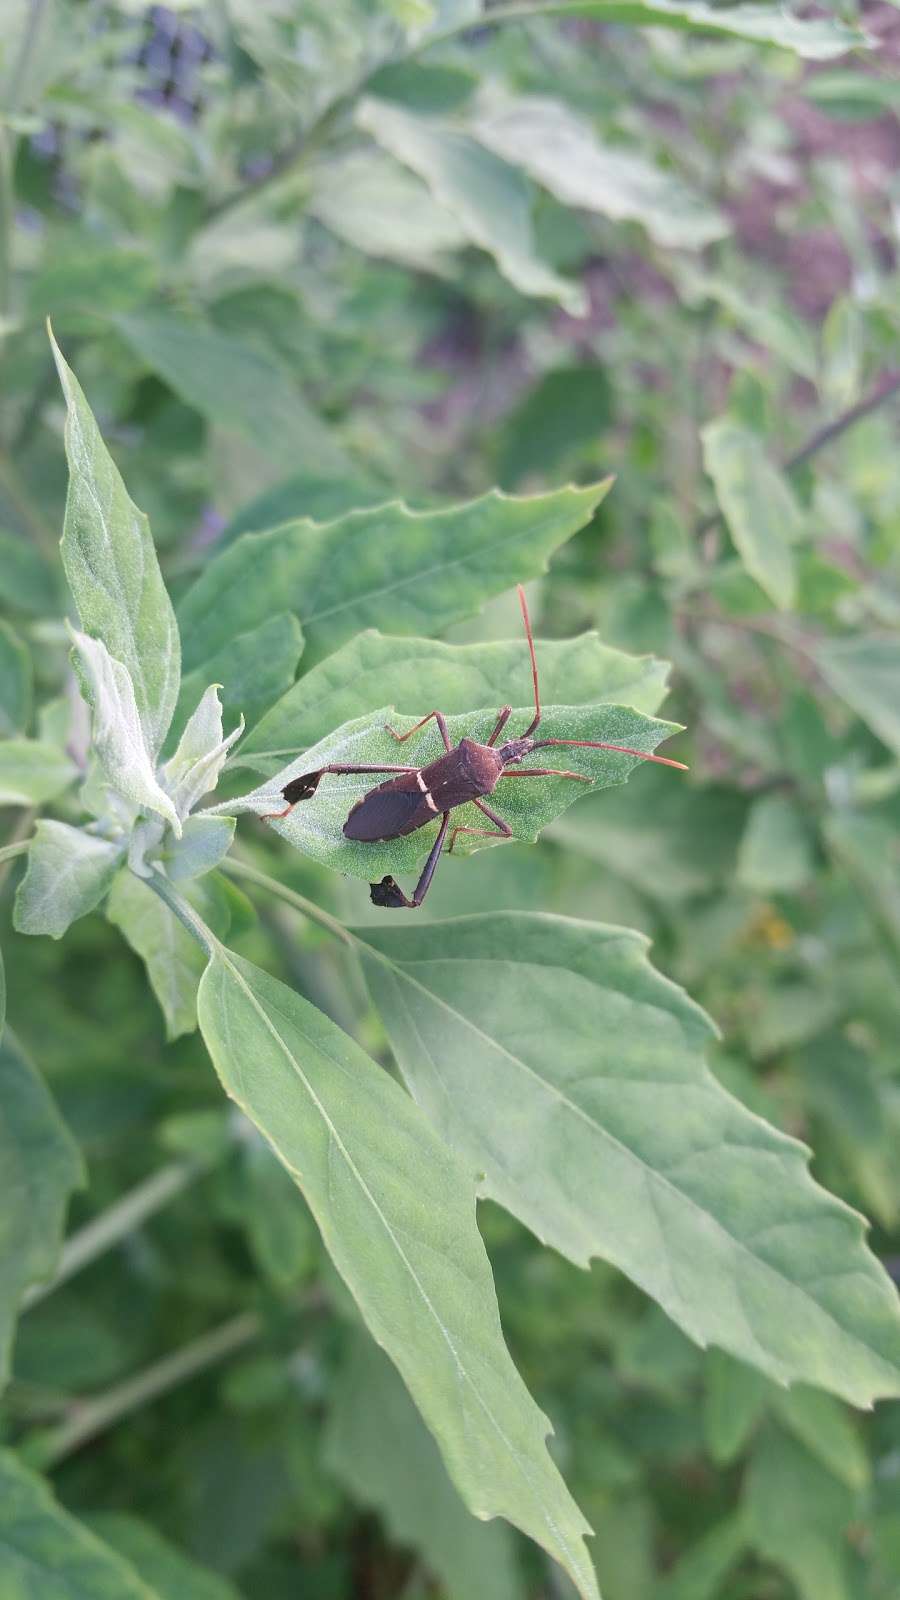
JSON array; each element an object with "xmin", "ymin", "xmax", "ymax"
[
  {"xmin": 221, "ymin": 856, "xmax": 354, "ymax": 948},
  {"xmin": 0, "ymin": 838, "xmax": 29, "ymax": 865},
  {"xmin": 23, "ymin": 1160, "xmax": 205, "ymax": 1312},
  {"xmin": 36, "ymin": 1311, "xmax": 262, "ymax": 1467},
  {"xmin": 146, "ymin": 870, "xmax": 218, "ymax": 957}
]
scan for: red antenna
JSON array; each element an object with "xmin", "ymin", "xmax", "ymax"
[
  {"xmin": 517, "ymin": 584, "xmax": 542, "ymax": 738},
  {"xmin": 532, "ymin": 737, "xmax": 688, "ymax": 770}
]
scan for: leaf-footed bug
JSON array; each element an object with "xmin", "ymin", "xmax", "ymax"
[{"xmin": 263, "ymin": 587, "xmax": 687, "ymax": 908}]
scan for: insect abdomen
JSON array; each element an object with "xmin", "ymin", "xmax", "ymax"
[{"xmin": 343, "ymin": 777, "xmax": 434, "ymax": 842}]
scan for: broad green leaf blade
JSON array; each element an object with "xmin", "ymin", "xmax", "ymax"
[
  {"xmin": 702, "ymin": 1350, "xmax": 770, "ymax": 1465},
  {"xmin": 824, "ymin": 812, "xmax": 900, "ymax": 968},
  {"xmin": 0, "ymin": 1030, "xmax": 83, "ymax": 1390},
  {"xmin": 814, "ymin": 636, "xmax": 900, "ymax": 757},
  {"xmin": 163, "ymin": 686, "xmax": 244, "ymax": 821},
  {"xmin": 13, "ymin": 820, "xmax": 123, "ymax": 938},
  {"xmin": 70, "ymin": 632, "xmax": 181, "ymax": 836},
  {"xmin": 357, "ymin": 98, "xmax": 586, "ymax": 313},
  {"xmin": 197, "ymin": 948, "xmax": 599, "ymax": 1599},
  {"xmin": 164, "ymin": 816, "xmax": 235, "ymax": 882},
  {"xmin": 215, "ymin": 701, "xmax": 682, "ymax": 881},
  {"xmin": 492, "ymin": 1, "xmax": 868, "ymax": 57},
  {"xmin": 0, "ymin": 619, "xmax": 33, "ymax": 735},
  {"xmin": 736, "ymin": 794, "xmax": 814, "ymax": 893},
  {"xmin": 225, "ymin": 1133, "xmax": 318, "ymax": 1291},
  {"xmin": 656, "ymin": 1513, "xmax": 748, "ymax": 1600},
  {"xmin": 50, "ymin": 329, "xmax": 180, "ymax": 759},
  {"xmin": 325, "ymin": 1334, "xmax": 524, "ymax": 1600},
  {"xmin": 85, "ymin": 1513, "xmax": 240, "ymax": 1600},
  {"xmin": 474, "ymin": 97, "xmax": 727, "ymax": 249},
  {"xmin": 309, "ymin": 147, "xmax": 469, "ymax": 271},
  {"xmin": 354, "ymin": 913, "xmax": 900, "ymax": 1406},
  {"xmin": 0, "ymin": 1449, "xmax": 158, "ymax": 1598},
  {"xmin": 0, "ymin": 738, "xmax": 76, "ymax": 806},
  {"xmin": 0, "ymin": 529, "xmax": 57, "ymax": 616},
  {"xmin": 117, "ymin": 310, "xmax": 350, "ymax": 475},
  {"xmin": 701, "ymin": 419, "xmax": 800, "ymax": 610},
  {"xmin": 239, "ymin": 626, "xmax": 670, "ymax": 771},
  {"xmin": 177, "ymin": 480, "xmax": 611, "ymax": 671},
  {"xmin": 173, "ymin": 614, "xmax": 303, "ymax": 744},
  {"xmin": 107, "ymin": 872, "xmax": 229, "ymax": 1041},
  {"xmin": 744, "ymin": 1423, "xmax": 859, "ymax": 1600},
  {"xmin": 772, "ymin": 1385, "xmax": 870, "ymax": 1492}
]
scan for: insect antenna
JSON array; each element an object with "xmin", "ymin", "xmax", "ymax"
[
  {"xmin": 517, "ymin": 583, "xmax": 542, "ymax": 738},
  {"xmin": 531, "ymin": 738, "xmax": 688, "ymax": 770}
]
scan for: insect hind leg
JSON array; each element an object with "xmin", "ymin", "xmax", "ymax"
[
  {"xmin": 261, "ymin": 763, "xmax": 419, "ymax": 821},
  {"xmin": 370, "ymin": 813, "xmax": 451, "ymax": 909}
]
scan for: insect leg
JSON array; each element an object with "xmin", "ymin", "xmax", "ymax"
[
  {"xmin": 370, "ymin": 813, "xmax": 451, "ymax": 909},
  {"xmin": 486, "ymin": 705, "xmax": 512, "ymax": 746},
  {"xmin": 383, "ymin": 710, "xmax": 452, "ymax": 752},
  {"xmin": 261, "ymin": 764, "xmax": 419, "ymax": 820},
  {"xmin": 448, "ymin": 797, "xmax": 513, "ymax": 854},
  {"xmin": 499, "ymin": 766, "xmax": 591, "ymax": 782}
]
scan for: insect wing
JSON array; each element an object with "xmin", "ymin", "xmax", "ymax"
[{"xmin": 343, "ymin": 772, "xmax": 435, "ymax": 842}]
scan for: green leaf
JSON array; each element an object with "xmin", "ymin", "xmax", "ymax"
[
  {"xmin": 495, "ymin": 365, "xmax": 614, "ymax": 488},
  {"xmin": 772, "ymin": 1385, "xmax": 870, "ymax": 1492},
  {"xmin": 239, "ymin": 625, "xmax": 669, "ymax": 772},
  {"xmin": 702, "ymin": 1350, "xmax": 770, "ymax": 1464},
  {"xmin": 0, "ymin": 530, "xmax": 57, "ymax": 616},
  {"xmin": 226, "ymin": 1134, "xmax": 318, "ymax": 1291},
  {"xmin": 85, "ymin": 1512, "xmax": 240, "ymax": 1600},
  {"xmin": 13, "ymin": 820, "xmax": 123, "ymax": 938},
  {"xmin": 354, "ymin": 912, "xmax": 900, "ymax": 1405},
  {"xmin": 117, "ymin": 310, "xmax": 350, "ymax": 476},
  {"xmin": 50, "ymin": 329, "xmax": 181, "ymax": 760},
  {"xmin": 0, "ymin": 1030, "xmax": 83, "ymax": 1391},
  {"xmin": 325, "ymin": 1333, "xmax": 524, "ymax": 1600},
  {"xmin": 197, "ymin": 946, "xmax": 599, "ymax": 1599},
  {"xmin": 656, "ymin": 1513, "xmax": 748, "ymax": 1600},
  {"xmin": 814, "ymin": 635, "xmax": 900, "ymax": 757},
  {"xmin": 163, "ymin": 686, "xmax": 244, "ymax": 821},
  {"xmin": 219, "ymin": 472, "xmax": 387, "ymax": 545},
  {"xmin": 357, "ymin": 98, "xmax": 586, "ymax": 314},
  {"xmin": 163, "ymin": 816, "xmax": 235, "ymax": 882},
  {"xmin": 174, "ymin": 614, "xmax": 303, "ymax": 743},
  {"xmin": 0, "ymin": 1449, "xmax": 158, "ymax": 1598},
  {"xmin": 497, "ymin": 1, "xmax": 868, "ymax": 57},
  {"xmin": 309, "ymin": 147, "xmax": 469, "ymax": 271},
  {"xmin": 106, "ymin": 872, "xmax": 229, "ymax": 1041},
  {"xmin": 474, "ymin": 97, "xmax": 727, "ymax": 249},
  {"xmin": 69, "ymin": 630, "xmax": 181, "ymax": 836},
  {"xmin": 701, "ymin": 418, "xmax": 800, "ymax": 610},
  {"xmin": 736, "ymin": 793, "xmax": 814, "ymax": 893},
  {"xmin": 177, "ymin": 481, "xmax": 612, "ymax": 671},
  {"xmin": 824, "ymin": 812, "xmax": 900, "ymax": 968},
  {"xmin": 0, "ymin": 737, "xmax": 76, "ymax": 807},
  {"xmin": 0, "ymin": 620, "xmax": 33, "ymax": 735},
  {"xmin": 744, "ymin": 1423, "xmax": 859, "ymax": 1600},
  {"xmin": 216, "ymin": 701, "xmax": 681, "ymax": 881},
  {"xmin": 681, "ymin": 269, "xmax": 818, "ymax": 380}
]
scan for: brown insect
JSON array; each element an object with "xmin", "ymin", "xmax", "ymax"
[{"xmin": 264, "ymin": 587, "xmax": 686, "ymax": 908}]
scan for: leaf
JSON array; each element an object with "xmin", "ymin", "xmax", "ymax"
[
  {"xmin": 106, "ymin": 872, "xmax": 229, "ymax": 1041},
  {"xmin": 309, "ymin": 146, "xmax": 469, "ymax": 271},
  {"xmin": 117, "ymin": 310, "xmax": 350, "ymax": 476},
  {"xmin": 325, "ymin": 1333, "xmax": 524, "ymax": 1600},
  {"xmin": 357, "ymin": 98, "xmax": 586, "ymax": 314},
  {"xmin": 177, "ymin": 481, "xmax": 612, "ymax": 671},
  {"xmin": 174, "ymin": 614, "xmax": 303, "ymax": 744},
  {"xmin": 0, "ymin": 619, "xmax": 33, "ymax": 734},
  {"xmin": 495, "ymin": 365, "xmax": 614, "ymax": 488},
  {"xmin": 354, "ymin": 912, "xmax": 900, "ymax": 1406},
  {"xmin": 13, "ymin": 820, "xmax": 123, "ymax": 938},
  {"xmin": 70, "ymin": 630, "xmax": 181, "ymax": 836},
  {"xmin": 736, "ymin": 793, "xmax": 814, "ymax": 893},
  {"xmin": 497, "ymin": 1, "xmax": 868, "ymax": 57},
  {"xmin": 197, "ymin": 946, "xmax": 599, "ymax": 1599},
  {"xmin": 772, "ymin": 1385, "xmax": 870, "ymax": 1491},
  {"xmin": 226, "ymin": 1133, "xmax": 318, "ymax": 1291},
  {"xmin": 0, "ymin": 737, "xmax": 76, "ymax": 806},
  {"xmin": 85, "ymin": 1512, "xmax": 240, "ymax": 1600},
  {"xmin": 163, "ymin": 686, "xmax": 244, "ymax": 820},
  {"xmin": 215, "ymin": 701, "xmax": 682, "ymax": 882},
  {"xmin": 0, "ymin": 1450, "xmax": 158, "ymax": 1598},
  {"xmin": 163, "ymin": 817, "xmax": 235, "ymax": 882},
  {"xmin": 219, "ymin": 471, "xmax": 387, "ymax": 545},
  {"xmin": 702, "ymin": 1350, "xmax": 770, "ymax": 1464},
  {"xmin": 239, "ymin": 625, "xmax": 670, "ymax": 772},
  {"xmin": 814, "ymin": 635, "xmax": 900, "ymax": 758},
  {"xmin": 744, "ymin": 1423, "xmax": 859, "ymax": 1600},
  {"xmin": 680, "ymin": 268, "xmax": 819, "ymax": 380},
  {"xmin": 824, "ymin": 812, "xmax": 900, "ymax": 968},
  {"xmin": 656, "ymin": 1513, "xmax": 748, "ymax": 1600},
  {"xmin": 0, "ymin": 529, "xmax": 57, "ymax": 616},
  {"xmin": 701, "ymin": 418, "xmax": 800, "ymax": 610},
  {"xmin": 50, "ymin": 329, "xmax": 181, "ymax": 759},
  {"xmin": 0, "ymin": 1030, "xmax": 83, "ymax": 1391},
  {"xmin": 474, "ymin": 97, "xmax": 728, "ymax": 249}
]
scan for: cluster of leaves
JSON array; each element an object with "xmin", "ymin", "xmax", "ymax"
[{"xmin": 1, "ymin": 2, "xmax": 900, "ymax": 1598}]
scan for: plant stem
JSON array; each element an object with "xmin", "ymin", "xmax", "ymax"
[
  {"xmin": 0, "ymin": 838, "xmax": 29, "ymax": 865},
  {"xmin": 146, "ymin": 870, "xmax": 217, "ymax": 957},
  {"xmin": 221, "ymin": 856, "xmax": 354, "ymax": 948},
  {"xmin": 697, "ymin": 371, "xmax": 900, "ymax": 536},
  {"xmin": 36, "ymin": 1310, "xmax": 262, "ymax": 1467},
  {"xmin": 23, "ymin": 1160, "xmax": 205, "ymax": 1312}
]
